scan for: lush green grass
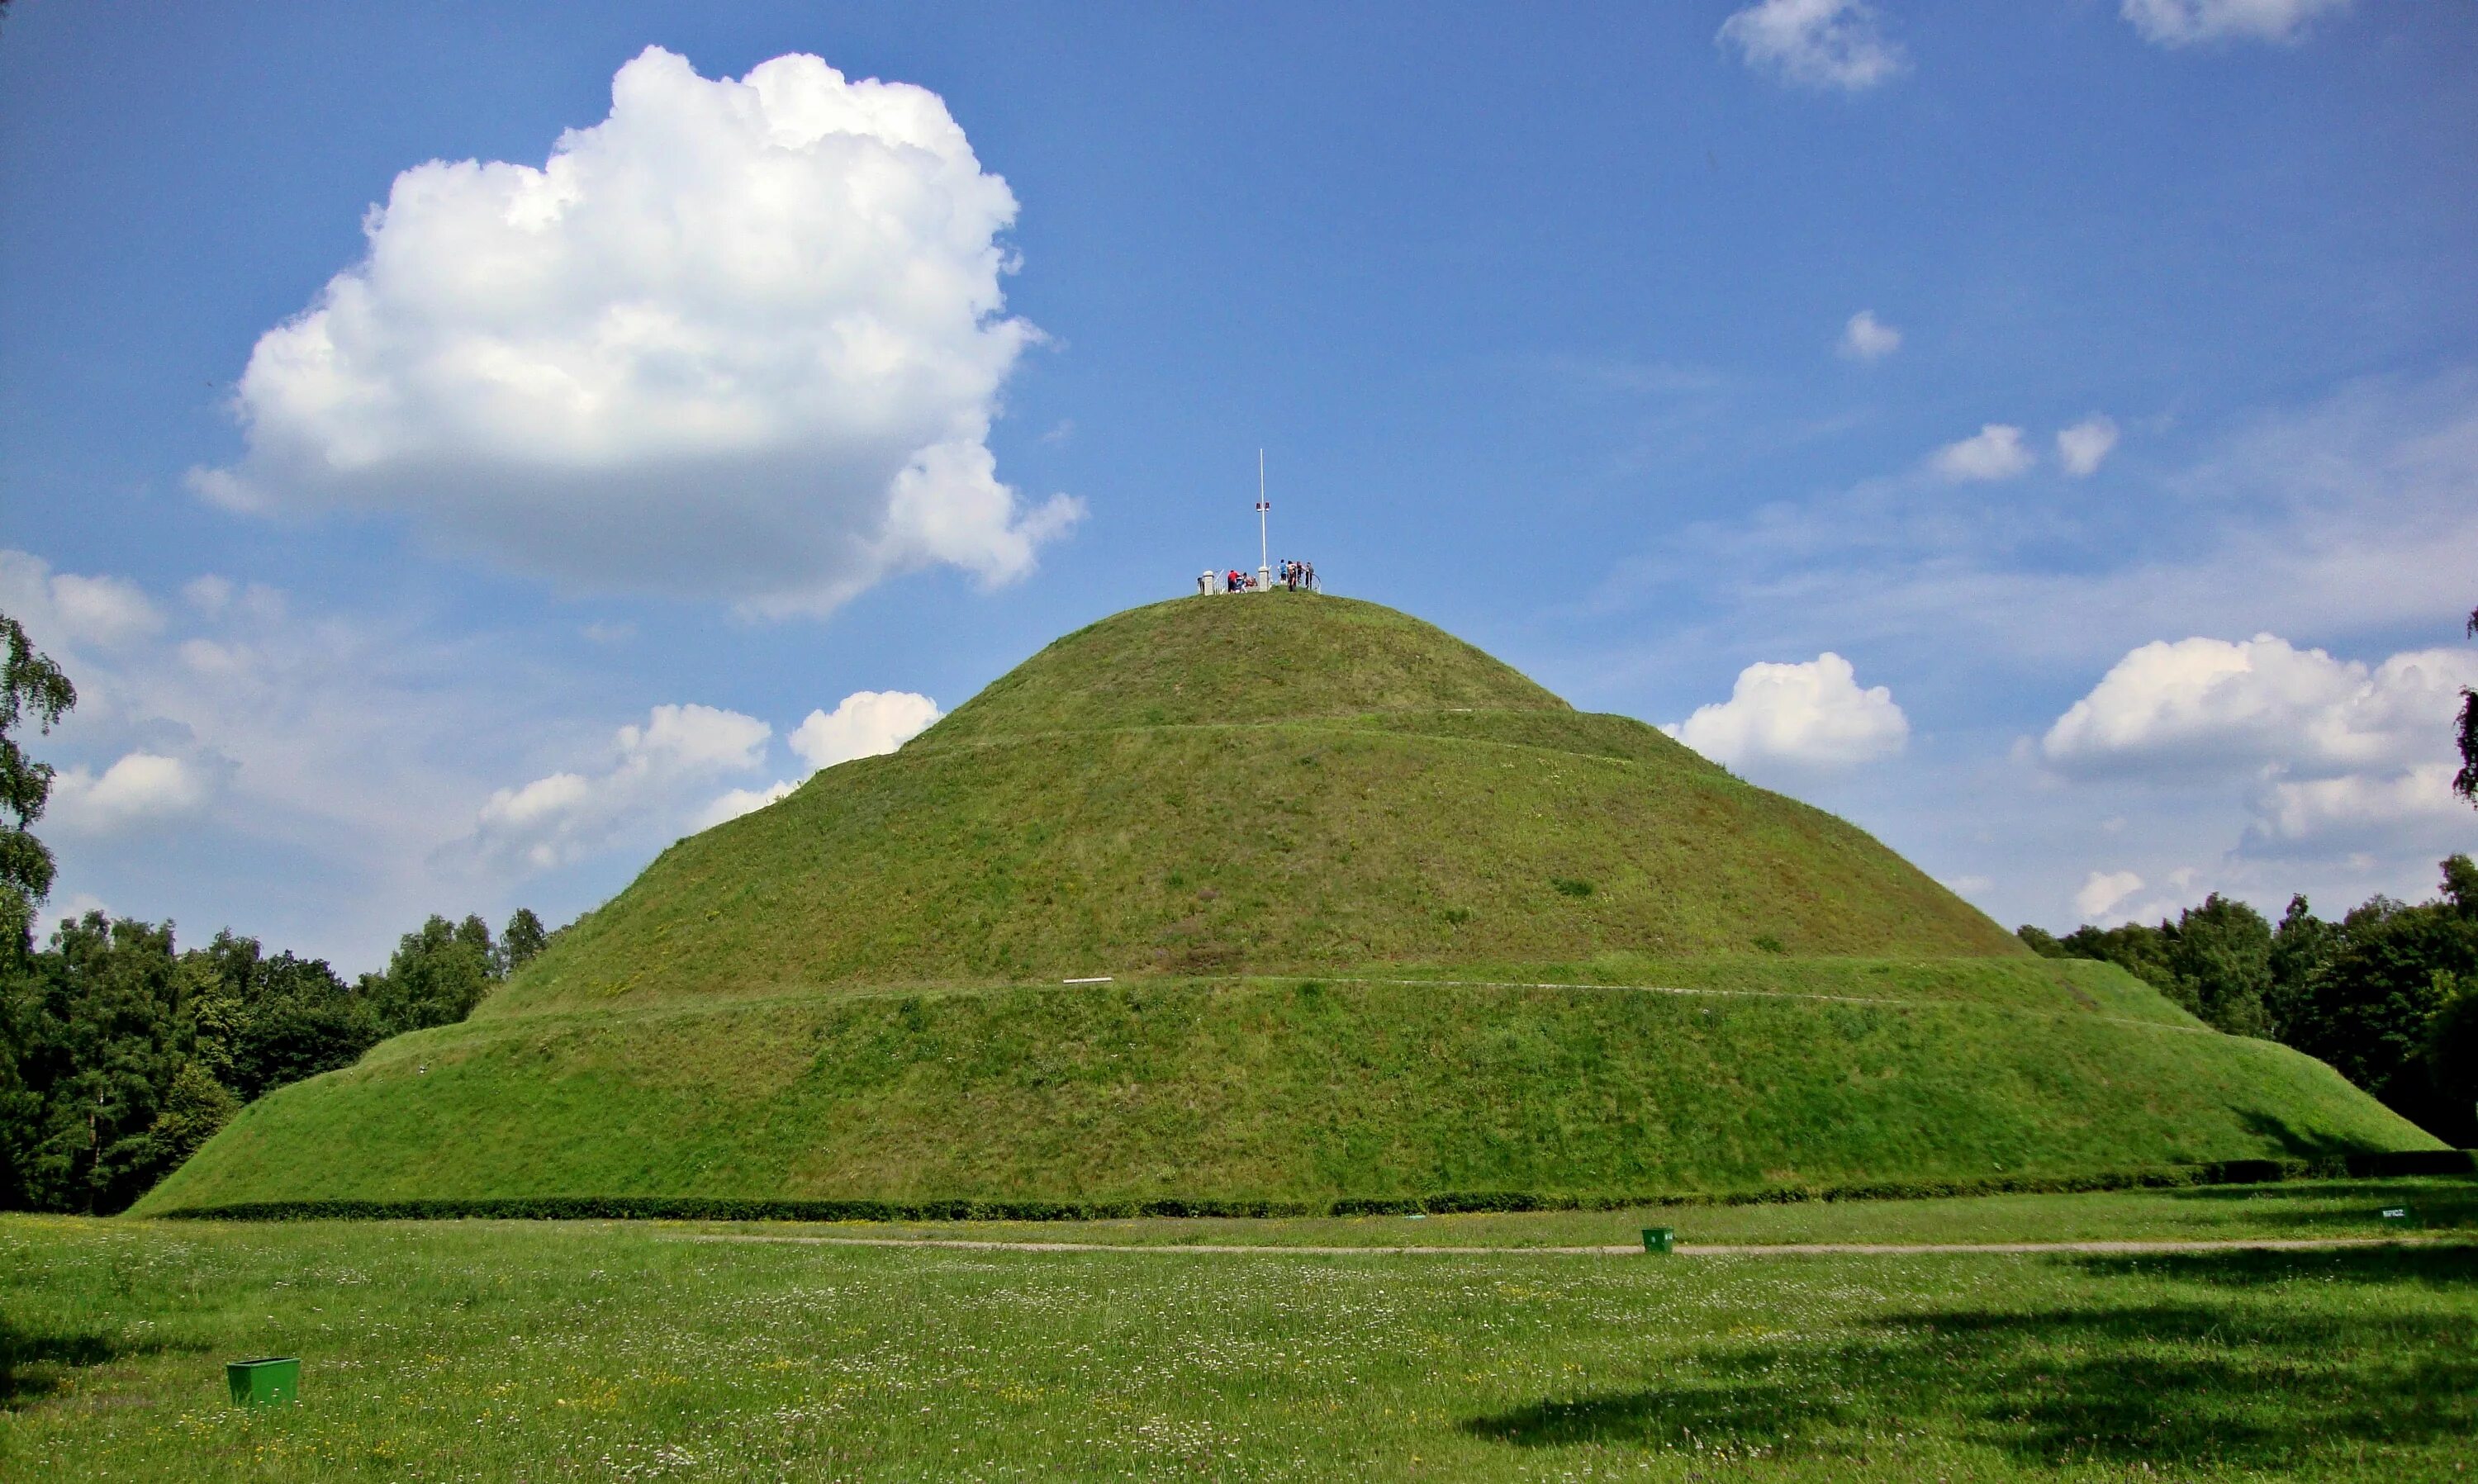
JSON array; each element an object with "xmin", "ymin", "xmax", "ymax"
[
  {"xmin": 148, "ymin": 594, "xmax": 2436, "ymax": 1215},
  {"xmin": 915, "ymin": 592, "xmax": 1570, "ymax": 742},
  {"xmin": 140, "ymin": 970, "xmax": 2435, "ymax": 1215},
  {"xmin": 507, "ymin": 718, "xmax": 2023, "ymax": 1005},
  {"xmin": 7, "ymin": 1205, "xmax": 2474, "ymax": 1480},
  {"xmin": 812, "ymin": 1174, "xmax": 2478, "ymax": 1249},
  {"xmin": 506, "ymin": 595, "xmax": 2019, "ymax": 1007}
]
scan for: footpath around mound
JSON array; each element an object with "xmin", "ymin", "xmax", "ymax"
[{"xmin": 140, "ymin": 594, "xmax": 2447, "ymax": 1217}]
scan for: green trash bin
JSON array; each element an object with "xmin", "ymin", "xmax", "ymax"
[
  {"xmin": 227, "ymin": 1357, "xmax": 299, "ymax": 1406},
  {"xmin": 1641, "ymin": 1226, "xmax": 1675, "ymax": 1254}
]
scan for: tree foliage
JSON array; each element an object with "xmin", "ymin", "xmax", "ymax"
[
  {"xmin": 2022, "ymin": 854, "xmax": 2478, "ymax": 1144},
  {"xmin": 0, "ymin": 612, "xmax": 76, "ymax": 951},
  {"xmin": 0, "ymin": 906, "xmax": 552, "ymax": 1212},
  {"xmin": 2455, "ymin": 602, "xmax": 2478, "ymax": 806}
]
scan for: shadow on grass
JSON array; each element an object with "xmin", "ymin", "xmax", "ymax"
[
  {"xmin": 2162, "ymin": 1175, "xmax": 2478, "ymax": 1232},
  {"xmin": 1464, "ymin": 1248, "xmax": 2477, "ymax": 1467},
  {"xmin": 2075, "ymin": 1243, "xmax": 2478, "ymax": 1290},
  {"xmin": 0, "ymin": 1314, "xmax": 179, "ymax": 1409},
  {"xmin": 2234, "ymin": 1109, "xmax": 2376, "ymax": 1165}
]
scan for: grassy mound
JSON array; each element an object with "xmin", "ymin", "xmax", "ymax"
[
  {"xmin": 146, "ymin": 593, "xmax": 2440, "ymax": 1215},
  {"xmin": 140, "ymin": 961, "xmax": 2436, "ymax": 1215},
  {"xmin": 494, "ymin": 595, "xmax": 2020, "ymax": 1008}
]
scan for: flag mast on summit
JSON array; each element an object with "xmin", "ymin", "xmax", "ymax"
[{"xmin": 1256, "ymin": 448, "xmax": 1270, "ymax": 590}]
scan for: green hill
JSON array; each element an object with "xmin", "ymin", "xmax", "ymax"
[{"xmin": 140, "ymin": 595, "xmax": 2441, "ymax": 1216}]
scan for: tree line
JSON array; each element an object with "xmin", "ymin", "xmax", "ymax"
[
  {"xmin": 1, "ymin": 609, "xmax": 552, "ymax": 1212},
  {"xmin": 0, "ymin": 907, "xmax": 547, "ymax": 1212},
  {"xmin": 2019, "ymin": 853, "xmax": 2478, "ymax": 1146}
]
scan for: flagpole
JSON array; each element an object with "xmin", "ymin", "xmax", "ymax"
[{"xmin": 1256, "ymin": 448, "xmax": 1270, "ymax": 590}]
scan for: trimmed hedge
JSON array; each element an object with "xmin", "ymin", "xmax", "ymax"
[{"xmin": 148, "ymin": 1150, "xmax": 2474, "ymax": 1226}]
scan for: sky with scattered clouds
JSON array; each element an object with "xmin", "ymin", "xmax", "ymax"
[{"xmin": 4, "ymin": 0, "xmax": 2473, "ymax": 969}]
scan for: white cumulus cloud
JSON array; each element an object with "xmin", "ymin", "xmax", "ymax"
[
  {"xmin": 2122, "ymin": 0, "xmax": 2350, "ymax": 47},
  {"xmin": 1718, "ymin": 0, "xmax": 1907, "ymax": 92},
  {"xmin": 2041, "ymin": 635, "xmax": 2478, "ymax": 775},
  {"xmin": 2056, "ymin": 415, "xmax": 2120, "ymax": 476},
  {"xmin": 476, "ymin": 702, "xmax": 771, "ymax": 869},
  {"xmin": 191, "ymin": 45, "xmax": 1080, "ymax": 618},
  {"xmin": 694, "ymin": 780, "xmax": 800, "ymax": 831},
  {"xmin": 2043, "ymin": 633, "xmax": 2478, "ymax": 865},
  {"xmin": 700, "ymin": 689, "xmax": 942, "ymax": 827},
  {"xmin": 1931, "ymin": 424, "xmax": 2035, "ymax": 481},
  {"xmin": 0, "ymin": 550, "xmax": 163, "ymax": 650},
  {"xmin": 50, "ymin": 753, "xmax": 212, "ymax": 834},
  {"xmin": 2075, "ymin": 869, "xmax": 2146, "ymax": 921},
  {"xmin": 2246, "ymin": 763, "xmax": 2464, "ymax": 854},
  {"xmin": 788, "ymin": 690, "xmax": 942, "ymax": 770},
  {"xmin": 1665, "ymin": 652, "xmax": 1909, "ymax": 770},
  {"xmin": 1838, "ymin": 310, "xmax": 1901, "ymax": 362}
]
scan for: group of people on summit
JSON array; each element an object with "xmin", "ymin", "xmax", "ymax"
[{"xmin": 1199, "ymin": 559, "xmax": 1319, "ymax": 595}]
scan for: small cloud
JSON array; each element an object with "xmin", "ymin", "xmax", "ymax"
[
  {"xmin": 2075, "ymin": 869, "xmax": 2144, "ymax": 921},
  {"xmin": 2041, "ymin": 634, "xmax": 2476, "ymax": 776},
  {"xmin": 787, "ymin": 690, "xmax": 942, "ymax": 771},
  {"xmin": 695, "ymin": 690, "xmax": 942, "ymax": 831},
  {"xmin": 581, "ymin": 620, "xmax": 637, "ymax": 645},
  {"xmin": 1941, "ymin": 875, "xmax": 1995, "ymax": 895},
  {"xmin": 472, "ymin": 702, "xmax": 771, "ymax": 870},
  {"xmin": 695, "ymin": 780, "xmax": 799, "ymax": 830},
  {"xmin": 1664, "ymin": 652, "xmax": 1908, "ymax": 770},
  {"xmin": 50, "ymin": 752, "xmax": 213, "ymax": 834},
  {"xmin": 1931, "ymin": 424, "xmax": 2035, "ymax": 481},
  {"xmin": 0, "ymin": 552, "xmax": 164, "ymax": 650},
  {"xmin": 618, "ymin": 704, "xmax": 771, "ymax": 774},
  {"xmin": 2244, "ymin": 762, "xmax": 2466, "ymax": 856},
  {"xmin": 1040, "ymin": 420, "xmax": 1075, "ymax": 447},
  {"xmin": 2056, "ymin": 415, "xmax": 2120, "ymax": 476},
  {"xmin": 1838, "ymin": 310, "xmax": 1901, "ymax": 362},
  {"xmin": 2121, "ymin": 0, "xmax": 2350, "ymax": 48},
  {"xmin": 1718, "ymin": 0, "xmax": 1907, "ymax": 92}
]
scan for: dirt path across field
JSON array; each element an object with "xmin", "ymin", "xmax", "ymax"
[{"xmin": 681, "ymin": 1233, "xmax": 2463, "ymax": 1259}]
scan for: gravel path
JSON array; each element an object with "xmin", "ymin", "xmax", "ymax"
[{"xmin": 682, "ymin": 1232, "xmax": 2460, "ymax": 1259}]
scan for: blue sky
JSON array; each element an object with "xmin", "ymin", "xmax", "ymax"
[{"xmin": 4, "ymin": 0, "xmax": 2474, "ymax": 970}]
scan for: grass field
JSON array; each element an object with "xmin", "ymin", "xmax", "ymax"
[
  {"xmin": 709, "ymin": 1173, "xmax": 2478, "ymax": 1249},
  {"xmin": 140, "ymin": 968, "xmax": 2433, "ymax": 1216},
  {"xmin": 8, "ymin": 1181, "xmax": 2476, "ymax": 1481}
]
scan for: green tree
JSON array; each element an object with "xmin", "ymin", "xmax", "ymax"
[
  {"xmin": 2162, "ymin": 894, "xmax": 2274, "ymax": 1038},
  {"xmin": 143, "ymin": 1060, "xmax": 241, "ymax": 1166},
  {"xmin": 0, "ymin": 613, "xmax": 76, "ymax": 952},
  {"xmin": 2422, "ymin": 974, "xmax": 2478, "ymax": 1147},
  {"xmin": 366, "ymin": 914, "xmax": 499, "ymax": 1036},
  {"xmin": 191, "ymin": 930, "xmax": 380, "ymax": 1100},
  {"xmin": 2457, "ymin": 604, "xmax": 2477, "ymax": 806},
  {"xmin": 2266, "ymin": 894, "xmax": 2337, "ymax": 1044},
  {"xmin": 1, "ymin": 913, "xmax": 190, "ymax": 1212},
  {"xmin": 2281, "ymin": 859, "xmax": 2478, "ymax": 1136},
  {"xmin": 499, "ymin": 907, "xmax": 548, "ymax": 975}
]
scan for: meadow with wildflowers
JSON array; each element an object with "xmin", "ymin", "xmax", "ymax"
[{"xmin": 7, "ymin": 1181, "xmax": 2475, "ymax": 1481}]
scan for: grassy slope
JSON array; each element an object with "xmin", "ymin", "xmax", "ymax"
[
  {"xmin": 140, "ymin": 966, "xmax": 2436, "ymax": 1214},
  {"xmin": 501, "ymin": 720, "xmax": 2020, "ymax": 1008},
  {"xmin": 8, "ymin": 1212, "xmax": 2474, "ymax": 1481},
  {"xmin": 917, "ymin": 592, "xmax": 1571, "ymax": 739},
  {"xmin": 496, "ymin": 594, "xmax": 2019, "ymax": 1007},
  {"xmin": 146, "ymin": 592, "xmax": 2438, "ymax": 1213}
]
